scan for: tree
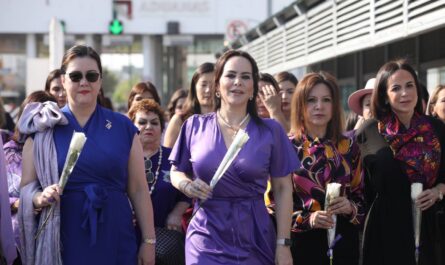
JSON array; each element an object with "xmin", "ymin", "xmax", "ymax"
[
  {"xmin": 112, "ymin": 75, "xmax": 140, "ymax": 106},
  {"xmin": 101, "ymin": 68, "xmax": 118, "ymax": 97}
]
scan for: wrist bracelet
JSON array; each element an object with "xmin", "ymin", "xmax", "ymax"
[
  {"xmin": 142, "ymin": 238, "xmax": 156, "ymax": 245},
  {"xmin": 436, "ymin": 187, "xmax": 443, "ymax": 201},
  {"xmin": 182, "ymin": 181, "xmax": 192, "ymax": 196}
]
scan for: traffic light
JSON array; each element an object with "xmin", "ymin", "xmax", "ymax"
[{"xmin": 109, "ymin": 19, "xmax": 123, "ymax": 35}]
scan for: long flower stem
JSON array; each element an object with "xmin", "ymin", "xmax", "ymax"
[{"xmin": 34, "ymin": 204, "xmax": 55, "ymax": 239}]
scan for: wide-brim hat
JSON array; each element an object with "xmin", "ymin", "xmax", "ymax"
[{"xmin": 348, "ymin": 78, "xmax": 376, "ymax": 116}]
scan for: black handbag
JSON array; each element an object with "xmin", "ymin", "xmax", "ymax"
[{"xmin": 155, "ymin": 227, "xmax": 185, "ymax": 265}]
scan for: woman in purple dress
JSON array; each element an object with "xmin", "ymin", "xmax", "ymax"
[
  {"xmin": 169, "ymin": 50, "xmax": 299, "ymax": 265},
  {"xmin": 4, "ymin": 91, "xmax": 57, "ymax": 264}
]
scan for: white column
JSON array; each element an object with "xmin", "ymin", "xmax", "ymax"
[
  {"xmin": 427, "ymin": 68, "xmax": 440, "ymax": 94},
  {"xmin": 142, "ymin": 35, "xmax": 156, "ymax": 82},
  {"xmin": 26, "ymin": 34, "xmax": 37, "ymax": 58},
  {"xmin": 142, "ymin": 35, "xmax": 163, "ymax": 92},
  {"xmin": 85, "ymin": 34, "xmax": 95, "ymax": 49}
]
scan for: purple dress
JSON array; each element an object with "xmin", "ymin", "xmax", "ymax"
[
  {"xmin": 3, "ymin": 140, "xmax": 23, "ymax": 252},
  {"xmin": 169, "ymin": 113, "xmax": 300, "ymax": 265}
]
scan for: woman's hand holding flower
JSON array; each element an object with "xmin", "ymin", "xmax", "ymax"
[
  {"xmin": 327, "ymin": 196, "xmax": 353, "ymax": 215},
  {"xmin": 309, "ymin": 211, "xmax": 334, "ymax": 229},
  {"xmin": 416, "ymin": 188, "xmax": 439, "ymax": 211},
  {"xmin": 180, "ymin": 178, "xmax": 213, "ymax": 201},
  {"xmin": 34, "ymin": 184, "xmax": 61, "ymax": 208}
]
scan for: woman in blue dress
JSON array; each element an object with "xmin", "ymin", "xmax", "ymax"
[
  {"xmin": 128, "ymin": 98, "xmax": 190, "ymax": 264},
  {"xmin": 170, "ymin": 50, "xmax": 299, "ymax": 265},
  {"xmin": 20, "ymin": 45, "xmax": 155, "ymax": 265}
]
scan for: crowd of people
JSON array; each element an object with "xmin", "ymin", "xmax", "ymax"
[{"xmin": 1, "ymin": 44, "xmax": 445, "ymax": 265}]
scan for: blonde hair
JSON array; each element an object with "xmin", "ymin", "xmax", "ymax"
[{"xmin": 426, "ymin": 84, "xmax": 445, "ymax": 117}]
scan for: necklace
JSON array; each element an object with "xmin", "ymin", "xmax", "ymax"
[
  {"xmin": 217, "ymin": 111, "xmax": 250, "ymax": 132},
  {"xmin": 144, "ymin": 147, "xmax": 163, "ymax": 194}
]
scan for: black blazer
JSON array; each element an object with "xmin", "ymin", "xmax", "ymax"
[{"xmin": 356, "ymin": 116, "xmax": 445, "ymax": 265}]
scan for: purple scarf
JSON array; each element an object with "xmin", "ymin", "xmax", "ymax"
[
  {"xmin": 17, "ymin": 102, "xmax": 68, "ymax": 265},
  {"xmin": 378, "ymin": 112, "xmax": 441, "ymax": 188},
  {"xmin": 1, "ymin": 137, "xmax": 17, "ymax": 265}
]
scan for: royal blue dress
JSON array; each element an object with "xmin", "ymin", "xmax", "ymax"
[
  {"xmin": 149, "ymin": 146, "xmax": 190, "ymax": 228},
  {"xmin": 54, "ymin": 105, "xmax": 138, "ymax": 265}
]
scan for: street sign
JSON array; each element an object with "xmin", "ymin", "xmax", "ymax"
[
  {"xmin": 109, "ymin": 19, "xmax": 124, "ymax": 35},
  {"xmin": 225, "ymin": 20, "xmax": 248, "ymax": 42}
]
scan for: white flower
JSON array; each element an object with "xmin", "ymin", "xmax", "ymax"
[
  {"xmin": 411, "ymin": 183, "xmax": 423, "ymax": 201},
  {"xmin": 210, "ymin": 129, "xmax": 249, "ymax": 189},
  {"xmin": 69, "ymin": 132, "xmax": 87, "ymax": 152},
  {"xmin": 326, "ymin": 182, "xmax": 342, "ymax": 204}
]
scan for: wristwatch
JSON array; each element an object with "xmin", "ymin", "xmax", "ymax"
[
  {"xmin": 276, "ymin": 238, "xmax": 292, "ymax": 246},
  {"xmin": 437, "ymin": 187, "xmax": 443, "ymax": 201},
  {"xmin": 142, "ymin": 238, "xmax": 156, "ymax": 245}
]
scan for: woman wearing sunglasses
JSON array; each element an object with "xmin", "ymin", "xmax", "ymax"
[
  {"xmin": 128, "ymin": 98, "xmax": 190, "ymax": 265},
  {"xmin": 19, "ymin": 45, "xmax": 155, "ymax": 265}
]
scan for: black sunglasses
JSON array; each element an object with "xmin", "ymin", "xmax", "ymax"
[
  {"xmin": 144, "ymin": 158, "xmax": 154, "ymax": 184},
  {"xmin": 67, "ymin": 71, "xmax": 100, "ymax": 83}
]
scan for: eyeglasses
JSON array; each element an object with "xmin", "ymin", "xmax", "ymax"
[
  {"xmin": 66, "ymin": 71, "xmax": 100, "ymax": 83},
  {"xmin": 144, "ymin": 158, "xmax": 155, "ymax": 184}
]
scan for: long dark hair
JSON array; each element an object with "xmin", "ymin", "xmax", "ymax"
[
  {"xmin": 44, "ymin": 69, "xmax": 63, "ymax": 92},
  {"xmin": 167, "ymin": 88, "xmax": 188, "ymax": 120},
  {"xmin": 214, "ymin": 50, "xmax": 260, "ymax": 122},
  {"xmin": 182, "ymin": 62, "xmax": 215, "ymax": 119},
  {"xmin": 259, "ymin": 73, "xmax": 280, "ymax": 92},
  {"xmin": 274, "ymin": 71, "xmax": 298, "ymax": 86},
  {"xmin": 372, "ymin": 59, "xmax": 423, "ymax": 120}
]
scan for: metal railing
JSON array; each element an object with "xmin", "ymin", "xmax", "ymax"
[{"xmin": 240, "ymin": 0, "xmax": 445, "ymax": 73}]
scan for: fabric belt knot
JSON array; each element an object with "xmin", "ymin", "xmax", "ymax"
[{"xmin": 81, "ymin": 184, "xmax": 108, "ymax": 246}]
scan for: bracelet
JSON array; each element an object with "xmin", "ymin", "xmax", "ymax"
[
  {"xmin": 181, "ymin": 180, "xmax": 192, "ymax": 196},
  {"xmin": 276, "ymin": 238, "xmax": 292, "ymax": 246},
  {"xmin": 142, "ymin": 238, "xmax": 156, "ymax": 245},
  {"xmin": 436, "ymin": 187, "xmax": 443, "ymax": 201}
]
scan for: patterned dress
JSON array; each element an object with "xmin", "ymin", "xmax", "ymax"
[{"xmin": 290, "ymin": 134, "xmax": 364, "ymax": 265}]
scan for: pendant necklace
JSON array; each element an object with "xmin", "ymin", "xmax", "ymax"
[{"xmin": 217, "ymin": 111, "xmax": 250, "ymax": 138}]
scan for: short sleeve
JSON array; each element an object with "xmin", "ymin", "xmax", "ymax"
[
  {"xmin": 267, "ymin": 120, "xmax": 301, "ymax": 177},
  {"xmin": 169, "ymin": 115, "xmax": 194, "ymax": 175}
]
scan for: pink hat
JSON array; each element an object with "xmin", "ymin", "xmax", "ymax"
[{"xmin": 348, "ymin": 78, "xmax": 376, "ymax": 116}]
